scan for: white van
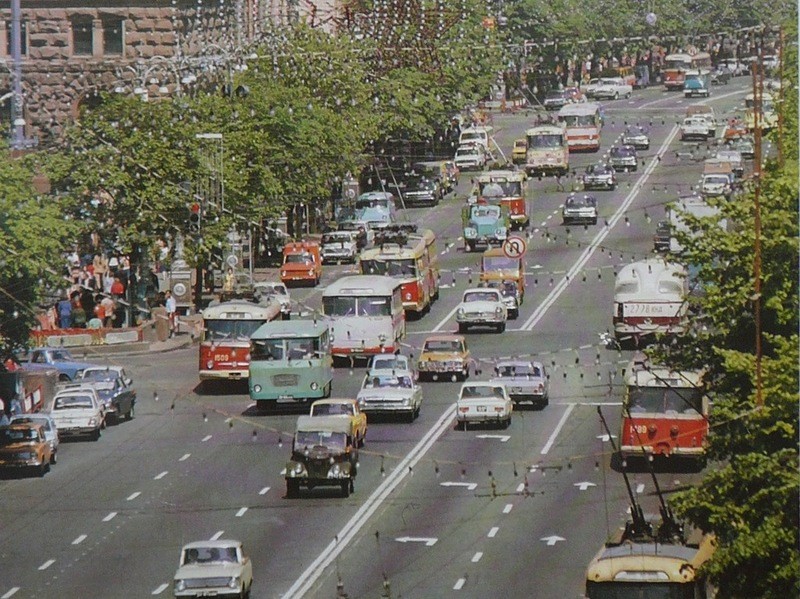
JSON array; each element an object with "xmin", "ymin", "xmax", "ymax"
[
  {"xmin": 459, "ymin": 126, "xmax": 493, "ymax": 151},
  {"xmin": 613, "ymin": 259, "xmax": 688, "ymax": 346}
]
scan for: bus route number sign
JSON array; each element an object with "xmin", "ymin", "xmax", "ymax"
[{"xmin": 503, "ymin": 236, "xmax": 527, "ymax": 259}]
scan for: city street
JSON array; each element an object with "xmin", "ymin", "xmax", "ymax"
[{"xmin": 0, "ymin": 80, "xmax": 753, "ymax": 599}]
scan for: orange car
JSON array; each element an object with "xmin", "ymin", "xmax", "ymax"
[{"xmin": 280, "ymin": 241, "xmax": 322, "ymax": 287}]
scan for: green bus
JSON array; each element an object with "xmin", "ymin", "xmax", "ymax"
[{"xmin": 248, "ymin": 319, "xmax": 333, "ymax": 409}]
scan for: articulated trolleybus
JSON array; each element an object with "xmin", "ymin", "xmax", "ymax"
[
  {"xmin": 557, "ymin": 102, "xmax": 602, "ymax": 152},
  {"xmin": 525, "ymin": 123, "xmax": 569, "ymax": 176},
  {"xmin": 621, "ymin": 353, "xmax": 708, "ymax": 467},
  {"xmin": 199, "ymin": 299, "xmax": 283, "ymax": 380},
  {"xmin": 322, "ymin": 275, "xmax": 405, "ymax": 361},
  {"xmin": 248, "ymin": 319, "xmax": 333, "ymax": 409},
  {"xmin": 358, "ymin": 226, "xmax": 440, "ymax": 318}
]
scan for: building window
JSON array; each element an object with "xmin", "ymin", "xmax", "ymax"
[
  {"xmin": 5, "ymin": 21, "xmax": 27, "ymax": 56},
  {"xmin": 103, "ymin": 19, "xmax": 124, "ymax": 55},
  {"xmin": 72, "ymin": 19, "xmax": 93, "ymax": 56}
]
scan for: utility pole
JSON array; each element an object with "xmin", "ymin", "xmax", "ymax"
[
  {"xmin": 10, "ymin": 0, "xmax": 24, "ymax": 149},
  {"xmin": 777, "ymin": 26, "xmax": 784, "ymax": 167},
  {"xmin": 751, "ymin": 32, "xmax": 764, "ymax": 407}
]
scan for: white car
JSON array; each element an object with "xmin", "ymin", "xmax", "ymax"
[
  {"xmin": 718, "ymin": 58, "xmax": 747, "ymax": 76},
  {"xmin": 490, "ymin": 360, "xmax": 550, "ymax": 408},
  {"xmin": 173, "ymin": 539, "xmax": 253, "ymax": 599},
  {"xmin": 48, "ymin": 388, "xmax": 105, "ymax": 441},
  {"xmin": 680, "ymin": 117, "xmax": 712, "ymax": 141},
  {"xmin": 454, "ymin": 143, "xmax": 487, "ymax": 171},
  {"xmin": 10, "ymin": 413, "xmax": 60, "ymax": 464},
  {"xmin": 701, "ymin": 173, "xmax": 732, "ymax": 198},
  {"xmin": 562, "ymin": 193, "xmax": 598, "ymax": 225},
  {"xmin": 456, "ymin": 382, "xmax": 513, "ymax": 429},
  {"xmin": 714, "ymin": 149, "xmax": 744, "ymax": 177},
  {"xmin": 356, "ymin": 369, "xmax": 422, "ymax": 421},
  {"xmin": 581, "ymin": 78, "xmax": 602, "ymax": 99},
  {"xmin": 456, "ymin": 287, "xmax": 508, "ymax": 333},
  {"xmin": 592, "ymin": 77, "xmax": 633, "ymax": 100},
  {"xmin": 368, "ymin": 354, "xmax": 416, "ymax": 381},
  {"xmin": 320, "ymin": 230, "xmax": 358, "ymax": 264}
]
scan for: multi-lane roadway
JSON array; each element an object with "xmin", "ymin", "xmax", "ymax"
[{"xmin": 0, "ymin": 80, "xmax": 753, "ymax": 599}]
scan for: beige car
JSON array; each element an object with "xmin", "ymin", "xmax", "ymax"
[
  {"xmin": 309, "ymin": 398, "xmax": 367, "ymax": 447},
  {"xmin": 417, "ymin": 334, "xmax": 473, "ymax": 382},
  {"xmin": 173, "ymin": 539, "xmax": 253, "ymax": 598},
  {"xmin": 0, "ymin": 423, "xmax": 53, "ymax": 477}
]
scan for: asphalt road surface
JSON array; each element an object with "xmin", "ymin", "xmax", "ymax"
[{"xmin": 0, "ymin": 80, "xmax": 754, "ymax": 599}]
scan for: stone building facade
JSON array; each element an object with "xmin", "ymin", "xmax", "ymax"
[{"xmin": 0, "ymin": 0, "xmax": 337, "ymax": 145}]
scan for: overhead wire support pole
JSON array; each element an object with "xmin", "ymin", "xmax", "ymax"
[{"xmin": 751, "ymin": 32, "xmax": 764, "ymax": 407}]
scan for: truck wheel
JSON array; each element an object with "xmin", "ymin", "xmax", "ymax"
[{"xmin": 286, "ymin": 479, "xmax": 300, "ymax": 499}]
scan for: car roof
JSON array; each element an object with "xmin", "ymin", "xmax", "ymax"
[
  {"xmin": 3, "ymin": 422, "xmax": 44, "ymax": 432},
  {"xmin": 311, "ymin": 398, "xmax": 358, "ymax": 407},
  {"xmin": 367, "ymin": 368, "xmax": 413, "ymax": 377},
  {"xmin": 423, "ymin": 334, "xmax": 465, "ymax": 342},
  {"xmin": 295, "ymin": 415, "xmax": 352, "ymax": 434},
  {"xmin": 182, "ymin": 539, "xmax": 242, "ymax": 550}
]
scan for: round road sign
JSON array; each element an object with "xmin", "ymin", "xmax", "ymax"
[{"xmin": 502, "ymin": 236, "xmax": 527, "ymax": 259}]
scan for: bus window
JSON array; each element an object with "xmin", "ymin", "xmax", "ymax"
[
  {"xmin": 205, "ymin": 319, "xmax": 264, "ymax": 341},
  {"xmin": 323, "ymin": 296, "xmax": 357, "ymax": 316},
  {"xmin": 287, "ymin": 338, "xmax": 317, "ymax": 360},
  {"xmin": 251, "ymin": 339, "xmax": 284, "ymax": 361},
  {"xmin": 358, "ymin": 298, "xmax": 390, "ymax": 317}
]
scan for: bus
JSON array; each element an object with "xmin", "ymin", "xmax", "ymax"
[
  {"xmin": 322, "ymin": 275, "xmax": 405, "ymax": 360},
  {"xmin": 199, "ymin": 299, "xmax": 284, "ymax": 380},
  {"xmin": 525, "ymin": 124, "xmax": 569, "ymax": 176},
  {"xmin": 663, "ymin": 52, "xmax": 712, "ymax": 91},
  {"xmin": 358, "ymin": 227, "xmax": 439, "ymax": 317},
  {"xmin": 620, "ymin": 353, "xmax": 708, "ymax": 466},
  {"xmin": 744, "ymin": 91, "xmax": 778, "ymax": 131},
  {"xmin": 473, "ymin": 170, "xmax": 529, "ymax": 229},
  {"xmin": 248, "ymin": 319, "xmax": 333, "ymax": 409},
  {"xmin": 613, "ymin": 259, "xmax": 688, "ymax": 347},
  {"xmin": 557, "ymin": 103, "xmax": 602, "ymax": 152},
  {"xmin": 585, "ymin": 527, "xmax": 717, "ymax": 598}
]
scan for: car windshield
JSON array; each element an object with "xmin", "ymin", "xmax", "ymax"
[
  {"xmin": 546, "ymin": 91, "xmax": 566, "ymax": 99},
  {"xmin": 705, "ymin": 175, "xmax": 729, "ymax": 185},
  {"xmin": 528, "ymin": 134, "xmax": 563, "ymax": 148},
  {"xmin": 295, "ymin": 430, "xmax": 347, "ymax": 451},
  {"xmin": 566, "ymin": 195, "xmax": 596, "ymax": 207},
  {"xmin": 0, "ymin": 428, "xmax": 39, "ymax": 444},
  {"xmin": 80, "ymin": 369, "xmax": 118, "ymax": 383},
  {"xmin": 311, "ymin": 403, "xmax": 354, "ymax": 416},
  {"xmin": 284, "ymin": 253, "xmax": 313, "ymax": 264},
  {"xmin": 11, "ymin": 416, "xmax": 51, "ymax": 431},
  {"xmin": 463, "ymin": 291, "xmax": 500, "ymax": 303},
  {"xmin": 483, "ymin": 256, "xmax": 520, "ymax": 271},
  {"xmin": 424, "ymin": 340, "xmax": 463, "ymax": 352},
  {"xmin": 625, "ymin": 127, "xmax": 646, "ymax": 136},
  {"xmin": 205, "ymin": 319, "xmax": 266, "ymax": 342},
  {"xmin": 611, "ymin": 147, "xmax": 634, "ymax": 157},
  {"xmin": 53, "ymin": 395, "xmax": 93, "ymax": 409},
  {"xmin": 479, "ymin": 181, "xmax": 522, "ymax": 196},
  {"xmin": 496, "ymin": 364, "xmax": 541, "ymax": 377},
  {"xmin": 364, "ymin": 375, "xmax": 412, "ymax": 389},
  {"xmin": 322, "ymin": 233, "xmax": 352, "ymax": 244},
  {"xmin": 182, "ymin": 546, "xmax": 238, "ymax": 565},
  {"xmin": 361, "ymin": 259, "xmax": 417, "ymax": 277},
  {"xmin": 371, "ymin": 356, "xmax": 408, "ymax": 370},
  {"xmin": 586, "ymin": 164, "xmax": 609, "ymax": 174},
  {"xmin": 471, "ymin": 206, "xmax": 501, "ymax": 218},
  {"xmin": 456, "ymin": 147, "xmax": 478, "ymax": 157},
  {"xmin": 461, "ymin": 385, "xmax": 505, "ymax": 398},
  {"xmin": 628, "ymin": 387, "xmax": 703, "ymax": 414}
]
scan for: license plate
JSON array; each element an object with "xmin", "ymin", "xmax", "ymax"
[
  {"xmin": 278, "ymin": 395, "xmax": 292, "ymax": 401},
  {"xmin": 477, "ymin": 406, "xmax": 487, "ymax": 412}
]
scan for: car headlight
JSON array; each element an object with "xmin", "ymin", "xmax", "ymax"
[
  {"xmin": 495, "ymin": 306, "xmax": 503, "ymax": 314},
  {"xmin": 174, "ymin": 579, "xmax": 186, "ymax": 592},
  {"xmin": 308, "ymin": 269, "xmax": 315, "ymax": 276},
  {"xmin": 253, "ymin": 384, "xmax": 262, "ymax": 393},
  {"xmin": 464, "ymin": 228, "xmax": 477, "ymax": 238},
  {"xmin": 310, "ymin": 382, "xmax": 319, "ymax": 390},
  {"xmin": 294, "ymin": 462, "xmax": 304, "ymax": 474},
  {"xmin": 281, "ymin": 271, "xmax": 287, "ymax": 277},
  {"xmin": 89, "ymin": 418, "xmax": 97, "ymax": 426},
  {"xmin": 403, "ymin": 398, "xmax": 410, "ymax": 406},
  {"xmin": 457, "ymin": 308, "xmax": 465, "ymax": 316},
  {"xmin": 405, "ymin": 292, "xmax": 412, "ymax": 300},
  {"xmin": 207, "ymin": 360, "xmax": 214, "ymax": 369},
  {"xmin": 228, "ymin": 576, "xmax": 241, "ymax": 590},
  {"xmin": 358, "ymin": 398, "xmax": 366, "ymax": 406}
]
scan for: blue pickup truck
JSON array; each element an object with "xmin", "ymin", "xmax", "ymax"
[{"xmin": 462, "ymin": 203, "xmax": 509, "ymax": 252}]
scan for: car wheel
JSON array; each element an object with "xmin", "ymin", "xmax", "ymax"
[
  {"xmin": 127, "ymin": 403, "xmax": 135, "ymax": 421},
  {"xmin": 286, "ymin": 479, "xmax": 300, "ymax": 499},
  {"xmin": 58, "ymin": 373, "xmax": 70, "ymax": 382},
  {"xmin": 496, "ymin": 323, "xmax": 506, "ymax": 333},
  {"xmin": 407, "ymin": 410, "xmax": 416, "ymax": 423},
  {"xmin": 626, "ymin": 92, "xmax": 631, "ymax": 99},
  {"xmin": 458, "ymin": 323, "xmax": 468, "ymax": 334},
  {"xmin": 91, "ymin": 428, "xmax": 101, "ymax": 441},
  {"xmin": 614, "ymin": 92, "xmax": 619, "ymax": 99},
  {"xmin": 592, "ymin": 217, "xmax": 598, "ymax": 225},
  {"xmin": 50, "ymin": 451, "xmax": 57, "ymax": 465},
  {"xmin": 341, "ymin": 480, "xmax": 350, "ymax": 498}
]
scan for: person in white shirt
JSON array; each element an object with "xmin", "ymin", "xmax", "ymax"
[{"xmin": 165, "ymin": 291, "xmax": 177, "ymax": 337}]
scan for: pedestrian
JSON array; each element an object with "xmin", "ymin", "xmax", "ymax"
[
  {"xmin": 93, "ymin": 253, "xmax": 109, "ymax": 289},
  {"xmin": 110, "ymin": 276, "xmax": 125, "ymax": 296},
  {"xmin": 94, "ymin": 294, "xmax": 106, "ymax": 325},
  {"xmin": 71, "ymin": 295, "xmax": 87, "ymax": 328},
  {"xmin": 108, "ymin": 254, "xmax": 119, "ymax": 276},
  {"xmin": 165, "ymin": 290, "xmax": 177, "ymax": 337},
  {"xmin": 57, "ymin": 294, "xmax": 73, "ymax": 329},
  {"xmin": 101, "ymin": 295, "xmax": 116, "ymax": 328},
  {"xmin": 103, "ymin": 271, "xmax": 114, "ymax": 295}
]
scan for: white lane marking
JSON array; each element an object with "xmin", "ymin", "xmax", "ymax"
[
  {"xmin": 574, "ymin": 482, "xmax": 597, "ymax": 491},
  {"xmin": 394, "ymin": 536, "xmax": 438, "ymax": 546},
  {"xmin": 541, "ymin": 535, "xmax": 566, "ymax": 546},
  {"xmin": 503, "ymin": 504, "xmax": 513, "ymax": 514},
  {"xmin": 453, "ymin": 578, "xmax": 466, "ymax": 590},
  {"xmin": 103, "ymin": 512, "xmax": 117, "ymax": 522},
  {"xmin": 210, "ymin": 531, "xmax": 224, "ymax": 541},
  {"xmin": 72, "ymin": 534, "xmax": 87, "ymax": 545},
  {"xmin": 476, "ymin": 434, "xmax": 510, "ymax": 442},
  {"xmin": 179, "ymin": 453, "xmax": 191, "ymax": 461},
  {"xmin": 235, "ymin": 507, "xmax": 248, "ymax": 518},
  {"xmin": 516, "ymin": 482, "xmax": 525, "ymax": 493},
  {"xmin": 487, "ymin": 527, "xmax": 499, "ymax": 538},
  {"xmin": 440, "ymin": 481, "xmax": 478, "ymax": 491},
  {"xmin": 154, "ymin": 471, "xmax": 168, "ymax": 480},
  {"xmin": 431, "ymin": 302, "xmax": 462, "ymax": 332},
  {"xmin": 636, "ymin": 483, "xmax": 645, "ymax": 494},
  {"xmin": 471, "ymin": 552, "xmax": 483, "ymax": 563},
  {"xmin": 202, "ymin": 435, "xmax": 212, "ymax": 442},
  {"xmin": 127, "ymin": 492, "xmax": 141, "ymax": 501},
  {"xmin": 540, "ymin": 404, "xmax": 576, "ymax": 455},
  {"xmin": 151, "ymin": 583, "xmax": 169, "ymax": 595},
  {"xmin": 2, "ymin": 588, "xmax": 20, "ymax": 598},
  {"xmin": 38, "ymin": 559, "xmax": 55, "ymax": 571},
  {"xmin": 283, "ymin": 405, "xmax": 457, "ymax": 598},
  {"xmin": 259, "ymin": 486, "xmax": 271, "ymax": 495},
  {"xmin": 280, "ymin": 468, "xmax": 287, "ymax": 475},
  {"xmin": 522, "ymin": 125, "xmax": 679, "ymax": 332}
]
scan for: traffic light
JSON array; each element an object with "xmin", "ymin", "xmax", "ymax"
[{"xmin": 189, "ymin": 202, "xmax": 202, "ymax": 233}]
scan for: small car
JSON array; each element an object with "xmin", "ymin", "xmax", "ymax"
[
  {"xmin": 486, "ymin": 280, "xmax": 521, "ymax": 319},
  {"xmin": 621, "ymin": 126, "xmax": 650, "ymax": 150},
  {"xmin": 490, "ymin": 360, "xmax": 549, "ymax": 408},
  {"xmin": 562, "ymin": 193, "xmax": 598, "ymax": 225},
  {"xmin": 20, "ymin": 348, "xmax": 98, "ymax": 382},
  {"xmin": 592, "ymin": 77, "xmax": 633, "ymax": 100},
  {"xmin": 0, "ymin": 423, "xmax": 53, "ymax": 476},
  {"xmin": 253, "ymin": 281, "xmax": 292, "ymax": 318},
  {"xmin": 402, "ymin": 175, "xmax": 442, "ymax": 207},
  {"xmin": 74, "ymin": 366, "xmax": 136, "ymax": 423},
  {"xmin": 512, "ymin": 139, "xmax": 528, "ymax": 164},
  {"xmin": 456, "ymin": 382, "xmax": 513, "ymax": 429},
  {"xmin": 417, "ymin": 334, "xmax": 472, "ymax": 382},
  {"xmin": 581, "ymin": 78, "xmax": 602, "ymax": 99},
  {"xmin": 173, "ymin": 539, "xmax": 253, "ymax": 599},
  {"xmin": 653, "ymin": 220, "xmax": 671, "ymax": 253},
  {"xmin": 543, "ymin": 89, "xmax": 570, "ymax": 110},
  {"xmin": 701, "ymin": 173, "xmax": 732, "ymax": 198},
  {"xmin": 10, "ymin": 413, "xmax": 60, "ymax": 464},
  {"xmin": 336, "ymin": 220, "xmax": 372, "ymax": 250},
  {"xmin": 48, "ymin": 388, "xmax": 105, "ymax": 440},
  {"xmin": 608, "ymin": 145, "xmax": 638, "ymax": 172},
  {"xmin": 730, "ymin": 136, "xmax": 755, "ymax": 159},
  {"xmin": 454, "ymin": 143, "xmax": 487, "ymax": 171},
  {"xmin": 285, "ymin": 415, "xmax": 358, "ymax": 498},
  {"xmin": 714, "ymin": 149, "xmax": 744, "ymax": 178},
  {"xmin": 722, "ymin": 119, "xmax": 748, "ymax": 142},
  {"xmin": 711, "ymin": 67, "xmax": 731, "ymax": 85},
  {"xmin": 309, "ymin": 398, "xmax": 367, "ymax": 447},
  {"xmin": 582, "ymin": 163, "xmax": 616, "ymax": 190},
  {"xmin": 718, "ymin": 58, "xmax": 746, "ymax": 77},
  {"xmin": 456, "ymin": 287, "xmax": 508, "ymax": 333},
  {"xmin": 356, "ymin": 369, "xmax": 422, "ymax": 422},
  {"xmin": 681, "ymin": 117, "xmax": 713, "ymax": 141},
  {"xmin": 321, "ymin": 230, "xmax": 359, "ymax": 264}
]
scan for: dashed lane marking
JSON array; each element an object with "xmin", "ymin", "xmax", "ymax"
[
  {"xmin": 71, "ymin": 535, "xmax": 87, "ymax": 545},
  {"xmin": 453, "ymin": 578, "xmax": 466, "ymax": 590},
  {"xmin": 127, "ymin": 492, "xmax": 141, "ymax": 501},
  {"xmin": 102, "ymin": 512, "xmax": 117, "ymax": 522},
  {"xmin": 487, "ymin": 527, "xmax": 499, "ymax": 538},
  {"xmin": 38, "ymin": 560, "xmax": 55, "ymax": 571}
]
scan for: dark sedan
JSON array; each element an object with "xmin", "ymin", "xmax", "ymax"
[{"xmin": 75, "ymin": 366, "xmax": 136, "ymax": 423}]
